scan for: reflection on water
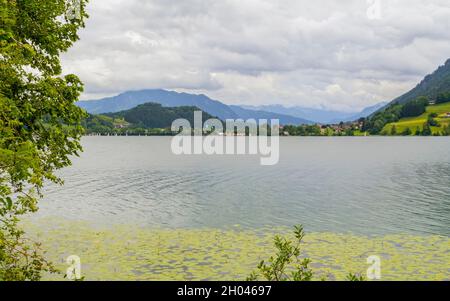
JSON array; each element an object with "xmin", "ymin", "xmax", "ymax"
[{"xmin": 33, "ymin": 137, "xmax": 450, "ymax": 235}]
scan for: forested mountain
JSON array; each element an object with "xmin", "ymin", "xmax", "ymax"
[
  {"xmin": 106, "ymin": 103, "xmax": 216, "ymax": 129},
  {"xmin": 78, "ymin": 89, "xmax": 238, "ymax": 120},
  {"xmin": 77, "ymin": 89, "xmax": 312, "ymax": 125},
  {"xmin": 389, "ymin": 59, "xmax": 450, "ymax": 105},
  {"xmin": 363, "ymin": 59, "xmax": 450, "ymax": 134},
  {"xmin": 83, "ymin": 103, "xmax": 216, "ymax": 134}
]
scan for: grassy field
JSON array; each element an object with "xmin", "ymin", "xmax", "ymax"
[{"xmin": 383, "ymin": 102, "xmax": 450, "ymax": 135}]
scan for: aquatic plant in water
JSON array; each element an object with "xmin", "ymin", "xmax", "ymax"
[{"xmin": 21, "ymin": 218, "xmax": 450, "ymax": 281}]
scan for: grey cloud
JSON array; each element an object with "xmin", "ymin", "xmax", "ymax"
[{"xmin": 62, "ymin": 0, "xmax": 450, "ymax": 111}]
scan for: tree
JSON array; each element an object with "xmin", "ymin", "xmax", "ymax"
[
  {"xmin": 1, "ymin": 0, "xmax": 88, "ymax": 280},
  {"xmin": 363, "ymin": 104, "xmax": 402, "ymax": 134},
  {"xmin": 421, "ymin": 123, "xmax": 432, "ymax": 136},
  {"xmin": 390, "ymin": 125, "xmax": 397, "ymax": 135},
  {"xmin": 414, "ymin": 126, "xmax": 421, "ymax": 136},
  {"xmin": 427, "ymin": 114, "xmax": 439, "ymax": 127},
  {"xmin": 442, "ymin": 125, "xmax": 450, "ymax": 136},
  {"xmin": 402, "ymin": 127, "xmax": 412, "ymax": 136}
]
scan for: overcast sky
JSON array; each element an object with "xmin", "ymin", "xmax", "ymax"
[{"xmin": 62, "ymin": 0, "xmax": 450, "ymax": 112}]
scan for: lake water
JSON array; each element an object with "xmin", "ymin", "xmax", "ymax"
[{"xmin": 34, "ymin": 136, "xmax": 450, "ymax": 236}]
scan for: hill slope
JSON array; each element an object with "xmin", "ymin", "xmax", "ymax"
[
  {"xmin": 77, "ymin": 89, "xmax": 313, "ymax": 125},
  {"xmin": 363, "ymin": 59, "xmax": 450, "ymax": 134},
  {"xmin": 382, "ymin": 102, "xmax": 450, "ymax": 135},
  {"xmin": 83, "ymin": 103, "xmax": 216, "ymax": 134},
  {"xmin": 106, "ymin": 103, "xmax": 217, "ymax": 129},
  {"xmin": 77, "ymin": 89, "xmax": 238, "ymax": 120},
  {"xmin": 390, "ymin": 59, "xmax": 450, "ymax": 105}
]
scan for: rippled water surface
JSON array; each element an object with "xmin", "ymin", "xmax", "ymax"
[{"xmin": 34, "ymin": 137, "xmax": 450, "ymax": 235}]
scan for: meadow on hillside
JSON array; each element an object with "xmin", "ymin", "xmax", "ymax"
[{"xmin": 383, "ymin": 102, "xmax": 450, "ymax": 135}]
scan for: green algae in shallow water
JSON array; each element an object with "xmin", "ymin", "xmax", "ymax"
[{"xmin": 21, "ymin": 219, "xmax": 450, "ymax": 281}]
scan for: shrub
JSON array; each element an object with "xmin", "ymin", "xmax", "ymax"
[
  {"xmin": 247, "ymin": 225, "xmax": 364, "ymax": 281},
  {"xmin": 247, "ymin": 225, "xmax": 313, "ymax": 281},
  {"xmin": 390, "ymin": 125, "xmax": 397, "ymax": 135},
  {"xmin": 402, "ymin": 128, "xmax": 412, "ymax": 136},
  {"xmin": 422, "ymin": 123, "xmax": 432, "ymax": 136},
  {"xmin": 427, "ymin": 115, "xmax": 439, "ymax": 127}
]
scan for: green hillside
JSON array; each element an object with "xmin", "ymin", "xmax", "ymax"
[
  {"xmin": 106, "ymin": 102, "xmax": 216, "ymax": 129},
  {"xmin": 382, "ymin": 102, "xmax": 450, "ymax": 135},
  {"xmin": 390, "ymin": 59, "xmax": 450, "ymax": 105},
  {"xmin": 82, "ymin": 103, "xmax": 217, "ymax": 135},
  {"xmin": 363, "ymin": 58, "xmax": 450, "ymax": 134}
]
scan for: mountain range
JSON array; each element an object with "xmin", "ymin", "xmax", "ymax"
[
  {"xmin": 77, "ymin": 58, "xmax": 450, "ymax": 131},
  {"xmin": 77, "ymin": 90, "xmax": 384, "ymax": 125},
  {"xmin": 105, "ymin": 103, "xmax": 216, "ymax": 129},
  {"xmin": 239, "ymin": 102, "xmax": 387, "ymax": 124},
  {"xmin": 77, "ymin": 59, "xmax": 450, "ymax": 125}
]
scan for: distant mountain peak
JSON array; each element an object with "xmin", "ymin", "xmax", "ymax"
[
  {"xmin": 240, "ymin": 102, "xmax": 387, "ymax": 124},
  {"xmin": 77, "ymin": 89, "xmax": 313, "ymax": 125}
]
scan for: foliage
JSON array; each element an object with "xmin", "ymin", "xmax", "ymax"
[
  {"xmin": 106, "ymin": 103, "xmax": 217, "ymax": 129},
  {"xmin": 363, "ymin": 58, "xmax": 450, "ymax": 134},
  {"xmin": 436, "ymin": 92, "xmax": 450, "ymax": 104},
  {"xmin": 427, "ymin": 114, "xmax": 439, "ymax": 127},
  {"xmin": 390, "ymin": 59, "xmax": 450, "ymax": 105},
  {"xmin": 390, "ymin": 125, "xmax": 397, "ymax": 135},
  {"xmin": 0, "ymin": 0, "xmax": 88, "ymax": 280},
  {"xmin": 346, "ymin": 273, "xmax": 365, "ymax": 281},
  {"xmin": 246, "ymin": 225, "xmax": 368, "ymax": 282},
  {"xmin": 362, "ymin": 104, "xmax": 403, "ymax": 134},
  {"xmin": 283, "ymin": 125, "xmax": 322, "ymax": 136},
  {"xmin": 82, "ymin": 103, "xmax": 218, "ymax": 135},
  {"xmin": 247, "ymin": 225, "xmax": 313, "ymax": 281},
  {"xmin": 363, "ymin": 96, "xmax": 433, "ymax": 134},
  {"xmin": 0, "ymin": 221, "xmax": 57, "ymax": 280},
  {"xmin": 421, "ymin": 122, "xmax": 432, "ymax": 136},
  {"xmin": 401, "ymin": 97, "xmax": 428, "ymax": 118},
  {"xmin": 415, "ymin": 126, "xmax": 421, "ymax": 136},
  {"xmin": 442, "ymin": 125, "xmax": 450, "ymax": 136},
  {"xmin": 381, "ymin": 102, "xmax": 450, "ymax": 136},
  {"xmin": 401, "ymin": 127, "xmax": 412, "ymax": 136}
]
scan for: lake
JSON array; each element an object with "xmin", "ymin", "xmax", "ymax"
[{"xmin": 33, "ymin": 136, "xmax": 450, "ymax": 236}]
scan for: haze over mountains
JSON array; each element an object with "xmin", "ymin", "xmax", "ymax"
[
  {"xmin": 77, "ymin": 89, "xmax": 385, "ymax": 125},
  {"xmin": 240, "ymin": 102, "xmax": 388, "ymax": 124},
  {"xmin": 77, "ymin": 58, "xmax": 450, "ymax": 126},
  {"xmin": 77, "ymin": 89, "xmax": 314, "ymax": 125}
]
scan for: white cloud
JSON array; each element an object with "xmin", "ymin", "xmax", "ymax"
[{"xmin": 62, "ymin": 0, "xmax": 450, "ymax": 111}]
